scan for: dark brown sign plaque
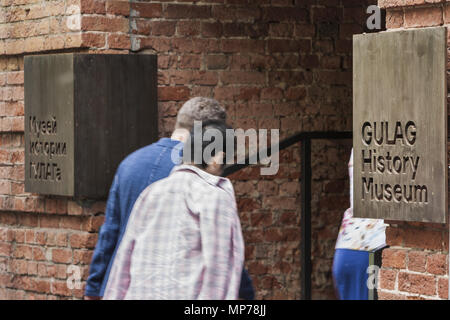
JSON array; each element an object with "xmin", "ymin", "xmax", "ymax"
[
  {"xmin": 25, "ymin": 53, "xmax": 158, "ymax": 198},
  {"xmin": 353, "ymin": 27, "xmax": 447, "ymax": 223}
]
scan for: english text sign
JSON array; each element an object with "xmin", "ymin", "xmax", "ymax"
[{"xmin": 353, "ymin": 27, "xmax": 447, "ymax": 223}]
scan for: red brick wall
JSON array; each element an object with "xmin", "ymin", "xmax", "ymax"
[
  {"xmin": 0, "ymin": 0, "xmax": 374, "ymax": 299},
  {"xmin": 377, "ymin": 0, "xmax": 449, "ymax": 300},
  {"xmin": 379, "ymin": 222, "xmax": 448, "ymax": 299}
]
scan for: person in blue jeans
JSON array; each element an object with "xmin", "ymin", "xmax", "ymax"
[{"xmin": 85, "ymin": 97, "xmax": 255, "ymax": 300}]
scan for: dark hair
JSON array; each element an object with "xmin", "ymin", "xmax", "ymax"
[{"xmin": 183, "ymin": 120, "xmax": 232, "ymax": 169}]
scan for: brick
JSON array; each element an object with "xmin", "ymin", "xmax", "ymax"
[
  {"xmin": 51, "ymin": 280, "xmax": 72, "ymax": 296},
  {"xmin": 55, "ymin": 264, "xmax": 67, "ymax": 279},
  {"xmin": 438, "ymin": 277, "xmax": 448, "ymax": 299},
  {"xmin": 231, "ymin": 56, "xmax": 253, "ymax": 72},
  {"xmin": 379, "ymin": 268, "xmax": 397, "ymax": 290},
  {"xmin": 73, "ymin": 250, "xmax": 93, "ymax": 264},
  {"xmin": 11, "ymin": 260, "xmax": 28, "ymax": 275},
  {"xmin": 0, "ymin": 242, "xmax": 12, "ymax": 256},
  {"xmin": 385, "ymin": 226, "xmax": 403, "ymax": 246},
  {"xmin": 263, "ymin": 6, "xmax": 307, "ymax": 21},
  {"xmin": 263, "ymin": 228, "xmax": 285, "ymax": 242},
  {"xmin": 268, "ymin": 39, "xmax": 311, "ymax": 53},
  {"xmin": 378, "ymin": 291, "xmax": 407, "ymax": 300},
  {"xmin": 268, "ymin": 22, "xmax": 292, "ymax": 37},
  {"xmin": 44, "ymin": 198, "xmax": 67, "ymax": 215},
  {"xmin": 405, "ymin": 6, "xmax": 443, "ymax": 27},
  {"xmin": 81, "ymin": 33, "xmax": 106, "ymax": 48},
  {"xmin": 237, "ymin": 198, "xmax": 260, "ymax": 212},
  {"xmin": 14, "ymin": 245, "xmax": 32, "ymax": 259},
  {"xmin": 82, "ymin": 201, "xmax": 106, "ymax": 215},
  {"xmin": 64, "ymin": 33, "xmax": 83, "ymax": 49},
  {"xmin": 108, "ymin": 34, "xmax": 130, "ymax": 49},
  {"xmin": 60, "ymin": 216, "xmax": 84, "ymax": 231},
  {"xmin": 24, "ymin": 36, "xmax": 45, "ymax": 53},
  {"xmin": 382, "ymin": 249, "xmax": 407, "ymax": 269},
  {"xmin": 221, "ymin": 39, "xmax": 265, "ymax": 53},
  {"xmin": 26, "ymin": 259, "xmax": 37, "ymax": 274},
  {"xmin": 131, "ymin": 2, "xmax": 163, "ymax": 18},
  {"xmin": 398, "ymin": 272, "xmax": 436, "ymax": 296},
  {"xmin": 378, "ymin": 0, "xmax": 405, "ymax": 9},
  {"xmin": 279, "ymin": 211, "xmax": 297, "ymax": 225},
  {"xmin": 51, "ymin": 248, "xmax": 72, "ymax": 264},
  {"xmin": 10, "ymin": 116, "xmax": 24, "ymax": 132},
  {"xmin": 40, "ymin": 216, "xmax": 60, "ymax": 229},
  {"xmin": 6, "ymin": 71, "xmax": 23, "ymax": 85},
  {"xmin": 85, "ymin": 216, "xmax": 104, "ymax": 233},
  {"xmin": 250, "ymin": 212, "xmax": 272, "ymax": 228},
  {"xmin": 261, "ymin": 87, "xmax": 283, "ymax": 100},
  {"xmin": 139, "ymin": 38, "xmax": 171, "ymax": 52},
  {"xmin": 213, "ymin": 5, "xmax": 260, "ymax": 21},
  {"xmin": 33, "ymin": 279, "xmax": 51, "ymax": 293},
  {"xmin": 201, "ymin": 22, "xmax": 223, "ymax": 38},
  {"xmin": 32, "ymin": 246, "xmax": 46, "ymax": 261},
  {"xmin": 238, "ymin": 87, "xmax": 260, "ymax": 101},
  {"xmin": 157, "ymin": 55, "xmax": 176, "ymax": 70},
  {"xmin": 69, "ymin": 233, "xmax": 97, "ymax": 249},
  {"xmin": 192, "ymin": 39, "xmax": 220, "ymax": 53},
  {"xmin": 223, "ymin": 22, "xmax": 246, "ymax": 37},
  {"xmin": 407, "ymin": 251, "xmax": 427, "ymax": 272},
  {"xmin": 106, "ymin": 0, "xmax": 129, "ymax": 16},
  {"xmin": 176, "ymin": 21, "xmax": 200, "ymax": 36},
  {"xmin": 34, "ymin": 230, "xmax": 45, "ymax": 244},
  {"xmin": 386, "ymin": 9, "xmax": 404, "ymax": 29},
  {"xmin": 171, "ymin": 70, "xmax": 218, "ymax": 86},
  {"xmin": 81, "ymin": 16, "xmax": 129, "ymax": 32},
  {"xmin": 321, "ymin": 56, "xmax": 341, "ymax": 69},
  {"xmin": 166, "ymin": 4, "xmax": 210, "ymax": 19},
  {"xmin": 66, "ymin": 200, "xmax": 82, "ymax": 216},
  {"xmin": 427, "ymin": 254, "xmax": 447, "ymax": 275},
  {"xmin": 403, "ymin": 228, "xmax": 444, "ymax": 250},
  {"xmin": 24, "ymin": 229, "xmax": 35, "ymax": 244},
  {"xmin": 279, "ymin": 181, "xmax": 299, "ymax": 196},
  {"xmin": 221, "ymin": 71, "xmax": 265, "ymax": 85},
  {"xmin": 14, "ymin": 229, "xmax": 25, "ymax": 243},
  {"xmin": 79, "ymin": 0, "xmax": 106, "ymax": 14},
  {"xmin": 158, "ymin": 86, "xmax": 189, "ymax": 101},
  {"xmin": 207, "ymin": 55, "xmax": 228, "ymax": 70},
  {"xmin": 148, "ymin": 21, "xmax": 175, "ymax": 37},
  {"xmin": 444, "ymin": 4, "xmax": 450, "ymax": 24},
  {"xmin": 212, "ymin": 88, "xmax": 238, "ymax": 103},
  {"xmin": 50, "ymin": 231, "xmax": 66, "ymax": 246},
  {"xmin": 179, "ymin": 55, "xmax": 201, "ymax": 69},
  {"xmin": 248, "ymin": 261, "xmax": 268, "ymax": 275}
]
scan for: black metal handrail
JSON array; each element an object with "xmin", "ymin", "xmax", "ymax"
[
  {"xmin": 222, "ymin": 131, "xmax": 352, "ymax": 177},
  {"xmin": 223, "ymin": 130, "xmax": 353, "ymax": 300}
]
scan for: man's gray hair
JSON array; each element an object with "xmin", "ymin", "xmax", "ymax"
[{"xmin": 175, "ymin": 97, "xmax": 227, "ymax": 130}]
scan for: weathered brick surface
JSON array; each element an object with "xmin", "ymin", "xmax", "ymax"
[
  {"xmin": 377, "ymin": 0, "xmax": 449, "ymax": 301},
  {"xmin": 0, "ymin": 1, "xmax": 378, "ymax": 299},
  {"xmin": 383, "ymin": 249, "xmax": 407, "ymax": 269},
  {"xmin": 380, "ymin": 223, "xmax": 449, "ymax": 299}
]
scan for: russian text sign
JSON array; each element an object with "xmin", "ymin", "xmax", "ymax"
[
  {"xmin": 353, "ymin": 27, "xmax": 447, "ymax": 223},
  {"xmin": 25, "ymin": 53, "xmax": 158, "ymax": 198}
]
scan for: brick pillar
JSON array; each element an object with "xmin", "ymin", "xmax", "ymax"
[{"xmin": 377, "ymin": 0, "xmax": 449, "ymax": 300}]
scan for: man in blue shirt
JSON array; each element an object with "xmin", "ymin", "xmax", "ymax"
[{"xmin": 85, "ymin": 97, "xmax": 254, "ymax": 300}]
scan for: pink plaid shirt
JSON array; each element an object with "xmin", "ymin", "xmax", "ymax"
[{"xmin": 103, "ymin": 164, "xmax": 245, "ymax": 300}]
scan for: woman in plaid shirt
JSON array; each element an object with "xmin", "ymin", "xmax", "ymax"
[{"xmin": 104, "ymin": 120, "xmax": 244, "ymax": 300}]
